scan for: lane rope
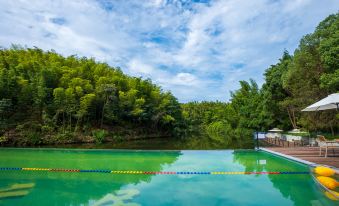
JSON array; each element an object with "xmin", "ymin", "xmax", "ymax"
[{"xmin": 0, "ymin": 167, "xmax": 309, "ymax": 175}]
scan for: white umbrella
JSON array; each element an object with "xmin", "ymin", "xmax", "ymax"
[
  {"xmin": 267, "ymin": 128, "xmax": 283, "ymax": 140},
  {"xmin": 302, "ymin": 93, "xmax": 339, "ymax": 111},
  {"xmin": 289, "ymin": 128, "xmax": 301, "ymax": 133},
  {"xmin": 268, "ymin": 128, "xmax": 283, "ymax": 132}
]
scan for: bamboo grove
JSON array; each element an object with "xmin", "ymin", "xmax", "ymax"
[{"xmin": 0, "ymin": 47, "xmax": 184, "ymax": 145}]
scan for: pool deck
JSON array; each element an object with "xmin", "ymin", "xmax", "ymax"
[{"xmin": 262, "ymin": 147, "xmax": 339, "ymax": 169}]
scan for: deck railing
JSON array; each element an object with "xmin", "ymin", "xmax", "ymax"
[
  {"xmin": 255, "ymin": 132, "xmax": 314, "ymax": 148},
  {"xmin": 262, "ymin": 137, "xmax": 306, "ymax": 147}
]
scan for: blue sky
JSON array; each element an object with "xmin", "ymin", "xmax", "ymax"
[{"xmin": 0, "ymin": 0, "xmax": 338, "ymax": 102}]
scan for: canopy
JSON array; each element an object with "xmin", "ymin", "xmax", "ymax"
[
  {"xmin": 268, "ymin": 128, "xmax": 283, "ymax": 132},
  {"xmin": 302, "ymin": 93, "xmax": 339, "ymax": 111}
]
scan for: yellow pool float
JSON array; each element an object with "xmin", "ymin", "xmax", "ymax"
[
  {"xmin": 312, "ymin": 166, "xmax": 339, "ymax": 201},
  {"xmin": 314, "ymin": 166, "xmax": 336, "ymax": 177},
  {"xmin": 316, "ymin": 176, "xmax": 338, "ymax": 190},
  {"xmin": 325, "ymin": 190, "xmax": 339, "ymax": 201}
]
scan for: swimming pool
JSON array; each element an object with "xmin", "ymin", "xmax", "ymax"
[{"xmin": 0, "ymin": 148, "xmax": 336, "ymax": 206}]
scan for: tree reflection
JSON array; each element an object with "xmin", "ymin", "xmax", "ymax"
[
  {"xmin": 0, "ymin": 150, "xmax": 181, "ymax": 206},
  {"xmin": 233, "ymin": 150, "xmax": 331, "ymax": 206}
]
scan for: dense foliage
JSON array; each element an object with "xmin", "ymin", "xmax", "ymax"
[
  {"xmin": 262, "ymin": 13, "xmax": 339, "ymax": 134},
  {"xmin": 0, "ymin": 47, "xmax": 184, "ymax": 145},
  {"xmin": 181, "ymin": 80, "xmax": 260, "ymax": 148},
  {"xmin": 183, "ymin": 13, "xmax": 339, "ymax": 145}
]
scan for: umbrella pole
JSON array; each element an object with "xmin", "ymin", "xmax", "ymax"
[
  {"xmin": 315, "ymin": 111, "xmax": 319, "ymax": 140},
  {"xmin": 256, "ymin": 131, "xmax": 259, "ymax": 150}
]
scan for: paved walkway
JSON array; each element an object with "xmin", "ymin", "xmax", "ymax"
[{"xmin": 265, "ymin": 147, "xmax": 339, "ymax": 168}]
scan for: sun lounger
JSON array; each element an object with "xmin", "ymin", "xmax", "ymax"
[{"xmin": 316, "ymin": 136, "xmax": 339, "ymax": 158}]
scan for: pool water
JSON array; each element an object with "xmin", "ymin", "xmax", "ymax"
[{"xmin": 0, "ymin": 148, "xmax": 336, "ymax": 206}]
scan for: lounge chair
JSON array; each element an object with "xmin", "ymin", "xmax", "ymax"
[{"xmin": 316, "ymin": 135, "xmax": 339, "ymax": 158}]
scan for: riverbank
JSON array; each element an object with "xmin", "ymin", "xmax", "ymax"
[
  {"xmin": 0, "ymin": 136, "xmax": 253, "ymax": 150},
  {"xmin": 0, "ymin": 123, "xmax": 173, "ymax": 146}
]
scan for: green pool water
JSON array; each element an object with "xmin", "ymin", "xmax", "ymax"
[{"xmin": 0, "ymin": 148, "xmax": 336, "ymax": 206}]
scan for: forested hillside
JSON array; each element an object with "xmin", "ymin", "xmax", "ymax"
[
  {"xmin": 0, "ymin": 47, "xmax": 184, "ymax": 145},
  {"xmin": 184, "ymin": 13, "xmax": 339, "ymax": 145},
  {"xmin": 250, "ymin": 12, "xmax": 338, "ymax": 133}
]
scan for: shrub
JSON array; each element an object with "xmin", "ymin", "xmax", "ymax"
[
  {"xmin": 0, "ymin": 135, "xmax": 7, "ymax": 145},
  {"xmin": 54, "ymin": 131, "xmax": 75, "ymax": 142},
  {"xmin": 92, "ymin": 129, "xmax": 107, "ymax": 144}
]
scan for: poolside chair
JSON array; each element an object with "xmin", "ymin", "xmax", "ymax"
[{"xmin": 316, "ymin": 136, "xmax": 339, "ymax": 158}]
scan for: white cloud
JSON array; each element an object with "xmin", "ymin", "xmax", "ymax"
[
  {"xmin": 0, "ymin": 0, "xmax": 338, "ymax": 102},
  {"xmin": 172, "ymin": 73, "xmax": 197, "ymax": 86},
  {"xmin": 128, "ymin": 59, "xmax": 155, "ymax": 75}
]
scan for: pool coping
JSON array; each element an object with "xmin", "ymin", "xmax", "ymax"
[{"xmin": 260, "ymin": 147, "xmax": 339, "ymax": 172}]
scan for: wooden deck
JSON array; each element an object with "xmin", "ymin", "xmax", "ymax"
[{"xmin": 264, "ymin": 147, "xmax": 339, "ymax": 168}]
